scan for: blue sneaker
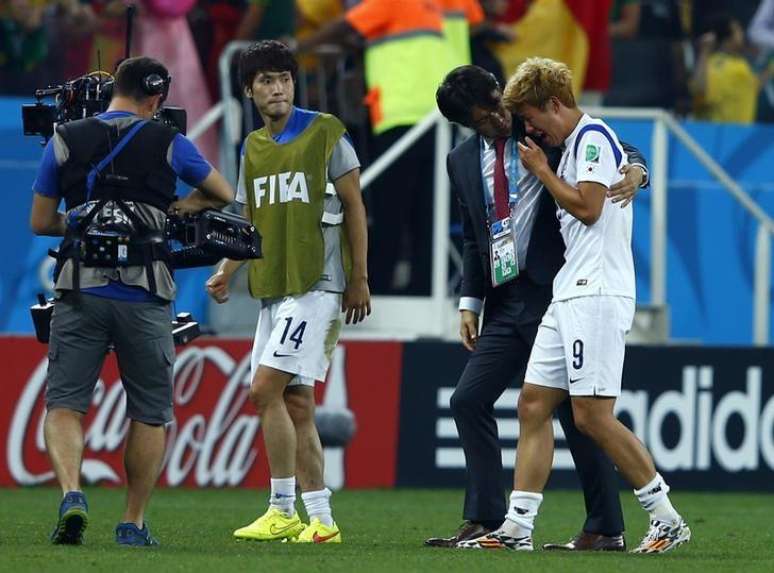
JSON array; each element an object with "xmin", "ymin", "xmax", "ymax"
[
  {"xmin": 50, "ymin": 491, "xmax": 89, "ymax": 545},
  {"xmin": 115, "ymin": 522, "xmax": 160, "ymax": 547}
]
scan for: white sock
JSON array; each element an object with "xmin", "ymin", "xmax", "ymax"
[
  {"xmin": 634, "ymin": 473, "xmax": 681, "ymax": 525},
  {"xmin": 301, "ymin": 488, "xmax": 334, "ymax": 526},
  {"xmin": 269, "ymin": 477, "xmax": 296, "ymax": 516},
  {"xmin": 500, "ymin": 490, "xmax": 543, "ymax": 538}
]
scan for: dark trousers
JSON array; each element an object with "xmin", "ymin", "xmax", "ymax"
[
  {"xmin": 450, "ymin": 279, "xmax": 625, "ymax": 535},
  {"xmin": 368, "ymin": 126, "xmax": 435, "ymax": 295}
]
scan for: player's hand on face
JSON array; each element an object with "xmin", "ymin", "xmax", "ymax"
[
  {"xmin": 517, "ymin": 137, "xmax": 548, "ymax": 175},
  {"xmin": 459, "ymin": 310, "xmax": 479, "ymax": 352},
  {"xmin": 206, "ymin": 271, "xmax": 230, "ymax": 304},
  {"xmin": 342, "ymin": 277, "xmax": 371, "ymax": 325},
  {"xmin": 608, "ymin": 164, "xmax": 644, "ymax": 208}
]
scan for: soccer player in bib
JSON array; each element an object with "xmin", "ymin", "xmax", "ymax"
[
  {"xmin": 459, "ymin": 58, "xmax": 691, "ymax": 554},
  {"xmin": 206, "ymin": 40, "xmax": 371, "ymax": 544}
]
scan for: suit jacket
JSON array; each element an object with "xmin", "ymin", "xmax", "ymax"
[{"xmin": 449, "ymin": 129, "xmax": 648, "ymax": 320}]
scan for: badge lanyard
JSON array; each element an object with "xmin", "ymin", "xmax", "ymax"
[
  {"xmin": 479, "ymin": 137, "xmax": 519, "ymax": 221},
  {"xmin": 480, "ymin": 137, "xmax": 520, "ymax": 287}
]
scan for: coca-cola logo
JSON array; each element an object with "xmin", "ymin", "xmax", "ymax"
[
  {"xmin": 163, "ymin": 346, "xmax": 259, "ymax": 487},
  {"xmin": 8, "ymin": 345, "xmax": 260, "ymax": 487},
  {"xmin": 7, "ymin": 343, "xmax": 350, "ymax": 488}
]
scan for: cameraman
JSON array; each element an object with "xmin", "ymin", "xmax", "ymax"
[{"xmin": 29, "ymin": 56, "xmax": 234, "ymax": 547}]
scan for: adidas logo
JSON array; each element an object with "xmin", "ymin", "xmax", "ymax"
[
  {"xmin": 647, "ymin": 485, "xmax": 662, "ymax": 496},
  {"xmin": 515, "ymin": 507, "xmax": 529, "ymax": 515}
]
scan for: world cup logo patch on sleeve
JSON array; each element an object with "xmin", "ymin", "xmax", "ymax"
[{"xmin": 585, "ymin": 144, "xmax": 601, "ymax": 163}]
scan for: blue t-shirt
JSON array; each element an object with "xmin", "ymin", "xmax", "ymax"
[
  {"xmin": 32, "ymin": 111, "xmax": 213, "ymax": 302},
  {"xmin": 272, "ymin": 106, "xmax": 319, "ymax": 144},
  {"xmin": 234, "ymin": 106, "xmax": 323, "ymax": 159},
  {"xmin": 33, "ymin": 111, "xmax": 211, "ymax": 198}
]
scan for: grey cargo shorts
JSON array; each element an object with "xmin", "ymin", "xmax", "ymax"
[{"xmin": 45, "ymin": 293, "xmax": 175, "ymax": 425}]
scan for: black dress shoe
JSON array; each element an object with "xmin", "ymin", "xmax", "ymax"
[
  {"xmin": 543, "ymin": 531, "xmax": 626, "ymax": 552},
  {"xmin": 424, "ymin": 521, "xmax": 493, "ymax": 548}
]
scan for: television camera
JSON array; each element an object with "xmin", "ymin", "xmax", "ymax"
[{"xmin": 23, "ymin": 6, "xmax": 261, "ymax": 347}]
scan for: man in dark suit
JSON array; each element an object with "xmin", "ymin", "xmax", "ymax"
[{"xmin": 425, "ymin": 65, "xmax": 649, "ymax": 551}]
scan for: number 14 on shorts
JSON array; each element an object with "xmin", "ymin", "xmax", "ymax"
[{"xmin": 280, "ymin": 317, "xmax": 307, "ymax": 350}]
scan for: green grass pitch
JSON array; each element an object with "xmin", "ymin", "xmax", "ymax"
[{"xmin": 1, "ymin": 488, "xmax": 773, "ymax": 572}]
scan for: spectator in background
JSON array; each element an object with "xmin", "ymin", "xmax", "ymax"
[
  {"xmin": 296, "ymin": 1, "xmax": 449, "ymax": 295},
  {"xmin": 638, "ymin": 0, "xmax": 684, "ymax": 39},
  {"xmin": 455, "ymin": 0, "xmax": 517, "ymax": 85},
  {"xmin": 609, "ymin": 0, "xmax": 640, "ymax": 39},
  {"xmin": 234, "ymin": 0, "xmax": 294, "ymax": 41},
  {"xmin": 440, "ymin": 0, "xmax": 485, "ymax": 69},
  {"xmin": 192, "ymin": 0, "xmax": 249, "ymax": 99},
  {"xmin": 604, "ymin": 0, "xmax": 689, "ymax": 111},
  {"xmin": 1, "ymin": 0, "xmax": 52, "ymax": 94},
  {"xmin": 749, "ymin": 0, "xmax": 774, "ymax": 122},
  {"xmin": 297, "ymin": 0, "xmax": 344, "ymax": 41},
  {"xmin": 295, "ymin": 0, "xmax": 346, "ymax": 108},
  {"xmin": 692, "ymin": 0, "xmax": 761, "ymax": 40},
  {"xmin": 491, "ymin": 0, "xmax": 613, "ymax": 99},
  {"xmin": 187, "ymin": 0, "xmax": 293, "ymax": 112},
  {"xmin": 60, "ymin": 1, "xmax": 98, "ymax": 79},
  {"xmin": 1, "ymin": 0, "xmax": 95, "ymax": 94},
  {"xmin": 134, "ymin": 0, "xmax": 219, "ymax": 166},
  {"xmin": 691, "ymin": 12, "xmax": 771, "ymax": 123},
  {"xmin": 88, "ymin": 1, "xmax": 130, "ymax": 72},
  {"xmin": 223, "ymin": 1, "xmax": 295, "ymax": 125}
]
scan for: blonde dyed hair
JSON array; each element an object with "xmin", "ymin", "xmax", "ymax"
[{"xmin": 503, "ymin": 57, "xmax": 576, "ymax": 111}]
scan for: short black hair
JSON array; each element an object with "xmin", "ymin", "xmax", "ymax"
[
  {"xmin": 114, "ymin": 56, "xmax": 170, "ymax": 101},
  {"xmin": 704, "ymin": 12, "xmax": 735, "ymax": 45},
  {"xmin": 436, "ymin": 65, "xmax": 501, "ymax": 126},
  {"xmin": 239, "ymin": 40, "xmax": 298, "ymax": 90}
]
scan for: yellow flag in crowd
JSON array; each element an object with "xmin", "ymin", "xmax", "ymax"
[{"xmin": 493, "ymin": 0, "xmax": 612, "ymax": 94}]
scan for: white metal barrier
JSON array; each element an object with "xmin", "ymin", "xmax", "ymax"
[
  {"xmin": 193, "ymin": 44, "xmax": 773, "ymax": 344},
  {"xmin": 588, "ymin": 107, "xmax": 774, "ymax": 346},
  {"xmin": 218, "ymin": 40, "xmax": 253, "ymax": 186},
  {"xmin": 343, "ymin": 111, "xmax": 454, "ymax": 340}
]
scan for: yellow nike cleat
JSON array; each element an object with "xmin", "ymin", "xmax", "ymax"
[
  {"xmin": 292, "ymin": 518, "xmax": 342, "ymax": 543},
  {"xmin": 233, "ymin": 508, "xmax": 305, "ymax": 541}
]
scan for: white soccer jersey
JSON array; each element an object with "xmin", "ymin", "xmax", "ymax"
[{"xmin": 553, "ymin": 114, "xmax": 635, "ymax": 302}]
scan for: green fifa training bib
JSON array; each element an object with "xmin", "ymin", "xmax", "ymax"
[{"xmin": 244, "ymin": 114, "xmax": 346, "ymax": 299}]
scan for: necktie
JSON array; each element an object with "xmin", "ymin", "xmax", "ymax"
[{"xmin": 493, "ymin": 138, "xmax": 509, "ymax": 219}]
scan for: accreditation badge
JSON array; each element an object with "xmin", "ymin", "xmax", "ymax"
[{"xmin": 489, "ymin": 216, "xmax": 519, "ymax": 287}]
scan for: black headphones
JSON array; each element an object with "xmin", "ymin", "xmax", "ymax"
[{"xmin": 143, "ymin": 73, "xmax": 172, "ymax": 102}]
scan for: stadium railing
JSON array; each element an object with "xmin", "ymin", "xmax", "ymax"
[{"xmin": 586, "ymin": 107, "xmax": 774, "ymax": 347}]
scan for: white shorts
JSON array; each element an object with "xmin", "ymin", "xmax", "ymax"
[
  {"xmin": 525, "ymin": 296, "xmax": 635, "ymax": 397},
  {"xmin": 251, "ymin": 290, "xmax": 343, "ymax": 387}
]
